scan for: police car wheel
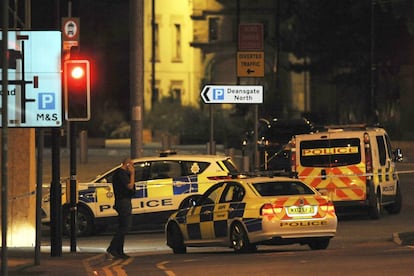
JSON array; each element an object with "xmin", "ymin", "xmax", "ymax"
[
  {"xmin": 230, "ymin": 222, "xmax": 256, "ymax": 253},
  {"xmin": 368, "ymin": 188, "xmax": 381, "ymax": 220},
  {"xmin": 167, "ymin": 223, "xmax": 187, "ymax": 254},
  {"xmin": 63, "ymin": 206, "xmax": 94, "ymax": 237},
  {"xmin": 384, "ymin": 184, "xmax": 402, "ymax": 214},
  {"xmin": 308, "ymin": 238, "xmax": 330, "ymax": 250}
]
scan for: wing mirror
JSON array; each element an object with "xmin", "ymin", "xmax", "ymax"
[{"xmin": 393, "ymin": 148, "xmax": 403, "ymax": 162}]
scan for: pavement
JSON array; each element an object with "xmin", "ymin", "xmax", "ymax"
[
  {"xmin": 3, "ymin": 139, "xmax": 414, "ymax": 275},
  {"xmin": 5, "ymin": 235, "xmax": 170, "ymax": 275}
]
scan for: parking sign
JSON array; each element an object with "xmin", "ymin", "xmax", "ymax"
[
  {"xmin": 0, "ymin": 31, "xmax": 62, "ymax": 127},
  {"xmin": 201, "ymin": 85, "xmax": 263, "ymax": 104}
]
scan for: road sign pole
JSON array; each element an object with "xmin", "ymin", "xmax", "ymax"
[
  {"xmin": 1, "ymin": 1, "xmax": 9, "ymax": 273},
  {"xmin": 209, "ymin": 105, "xmax": 214, "ymax": 154},
  {"xmin": 254, "ymin": 104, "xmax": 259, "ymax": 170}
]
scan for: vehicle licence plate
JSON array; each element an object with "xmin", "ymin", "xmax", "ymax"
[{"xmin": 287, "ymin": 206, "xmax": 315, "ymax": 215}]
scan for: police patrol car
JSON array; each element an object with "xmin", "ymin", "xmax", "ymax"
[
  {"xmin": 289, "ymin": 125, "xmax": 403, "ymax": 218},
  {"xmin": 165, "ymin": 176, "xmax": 337, "ymax": 253},
  {"xmin": 42, "ymin": 154, "xmax": 239, "ymax": 236}
]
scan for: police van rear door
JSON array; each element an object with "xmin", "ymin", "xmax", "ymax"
[{"xmin": 295, "ymin": 132, "xmax": 366, "ymax": 203}]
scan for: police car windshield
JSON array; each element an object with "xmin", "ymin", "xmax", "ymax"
[{"xmin": 253, "ymin": 181, "xmax": 315, "ymax": 196}]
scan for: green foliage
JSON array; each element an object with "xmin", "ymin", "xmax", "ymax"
[{"xmin": 145, "ymin": 100, "xmax": 248, "ymax": 147}]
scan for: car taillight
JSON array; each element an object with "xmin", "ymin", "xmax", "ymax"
[
  {"xmin": 290, "ymin": 140, "xmax": 296, "ymax": 173},
  {"xmin": 261, "ymin": 203, "xmax": 283, "ymax": 216},
  {"xmin": 319, "ymin": 200, "xmax": 335, "ymax": 213},
  {"xmin": 364, "ymin": 132, "xmax": 373, "ymax": 174}
]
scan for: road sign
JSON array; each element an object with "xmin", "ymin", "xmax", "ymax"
[
  {"xmin": 238, "ymin": 24, "xmax": 263, "ymax": 51},
  {"xmin": 62, "ymin": 17, "xmax": 80, "ymax": 50},
  {"xmin": 201, "ymin": 85, "xmax": 263, "ymax": 104},
  {"xmin": 237, "ymin": 51, "xmax": 265, "ymax": 77},
  {"xmin": 0, "ymin": 31, "xmax": 62, "ymax": 127}
]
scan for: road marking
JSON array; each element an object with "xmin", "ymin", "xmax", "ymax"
[
  {"xmin": 157, "ymin": 260, "xmax": 176, "ymax": 276},
  {"xmin": 83, "ymin": 253, "xmax": 107, "ymax": 275}
]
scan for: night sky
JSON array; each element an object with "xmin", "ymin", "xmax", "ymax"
[{"xmin": 26, "ymin": 0, "xmax": 131, "ymax": 112}]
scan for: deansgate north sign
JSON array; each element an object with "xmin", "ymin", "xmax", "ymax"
[{"xmin": 201, "ymin": 85, "xmax": 263, "ymax": 104}]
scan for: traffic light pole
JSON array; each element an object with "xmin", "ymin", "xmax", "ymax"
[{"xmin": 69, "ymin": 121, "xmax": 77, "ymax": 252}]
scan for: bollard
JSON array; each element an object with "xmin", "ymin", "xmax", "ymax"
[{"xmin": 79, "ymin": 130, "xmax": 88, "ymax": 163}]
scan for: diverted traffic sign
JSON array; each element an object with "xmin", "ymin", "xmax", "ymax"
[
  {"xmin": 237, "ymin": 51, "xmax": 264, "ymax": 77},
  {"xmin": 201, "ymin": 85, "xmax": 263, "ymax": 104}
]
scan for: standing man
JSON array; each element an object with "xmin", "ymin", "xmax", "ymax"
[{"xmin": 107, "ymin": 158, "xmax": 135, "ymax": 259}]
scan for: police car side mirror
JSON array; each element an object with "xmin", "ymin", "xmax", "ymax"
[
  {"xmin": 393, "ymin": 148, "xmax": 403, "ymax": 162},
  {"xmin": 189, "ymin": 198, "xmax": 198, "ymax": 207}
]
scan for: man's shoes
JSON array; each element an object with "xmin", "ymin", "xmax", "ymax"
[{"xmin": 106, "ymin": 248, "xmax": 123, "ymax": 259}]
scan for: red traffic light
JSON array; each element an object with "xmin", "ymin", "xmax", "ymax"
[
  {"xmin": 70, "ymin": 66, "xmax": 85, "ymax": 79},
  {"xmin": 64, "ymin": 60, "xmax": 91, "ymax": 121}
]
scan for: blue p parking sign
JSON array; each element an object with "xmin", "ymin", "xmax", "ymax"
[
  {"xmin": 213, "ymin": 88, "xmax": 225, "ymax": 100},
  {"xmin": 38, "ymin": 93, "xmax": 55, "ymax": 110}
]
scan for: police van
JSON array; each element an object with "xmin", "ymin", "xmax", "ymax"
[
  {"xmin": 289, "ymin": 125, "xmax": 403, "ymax": 218},
  {"xmin": 42, "ymin": 154, "xmax": 239, "ymax": 236}
]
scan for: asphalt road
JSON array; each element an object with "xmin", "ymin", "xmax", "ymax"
[
  {"xmin": 34, "ymin": 143, "xmax": 414, "ymax": 275},
  {"xmin": 35, "ymin": 161, "xmax": 414, "ymax": 275}
]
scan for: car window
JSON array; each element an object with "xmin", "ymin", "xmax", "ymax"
[
  {"xmin": 220, "ymin": 182, "xmax": 245, "ymax": 203},
  {"xmin": 98, "ymin": 171, "xmax": 114, "ymax": 183},
  {"xmin": 253, "ymin": 181, "xmax": 315, "ymax": 196},
  {"xmin": 182, "ymin": 161, "xmax": 209, "ymax": 175},
  {"xmin": 219, "ymin": 159, "xmax": 239, "ymax": 174},
  {"xmin": 150, "ymin": 161, "xmax": 183, "ymax": 179},
  {"xmin": 376, "ymin": 135, "xmax": 387, "ymax": 166},
  {"xmin": 134, "ymin": 162, "xmax": 150, "ymax": 181},
  {"xmin": 198, "ymin": 182, "xmax": 225, "ymax": 205}
]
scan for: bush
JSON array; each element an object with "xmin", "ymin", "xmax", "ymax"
[{"xmin": 145, "ymin": 101, "xmax": 247, "ymax": 146}]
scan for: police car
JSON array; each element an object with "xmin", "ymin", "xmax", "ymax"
[
  {"xmin": 289, "ymin": 125, "xmax": 403, "ymax": 218},
  {"xmin": 42, "ymin": 154, "xmax": 239, "ymax": 236},
  {"xmin": 165, "ymin": 176, "xmax": 337, "ymax": 253}
]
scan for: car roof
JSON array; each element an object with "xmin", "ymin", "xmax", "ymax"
[
  {"xmin": 240, "ymin": 176, "xmax": 303, "ymax": 183},
  {"xmin": 89, "ymin": 154, "xmax": 234, "ymax": 183},
  {"xmin": 130, "ymin": 154, "xmax": 232, "ymax": 162}
]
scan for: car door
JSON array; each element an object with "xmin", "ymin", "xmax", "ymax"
[
  {"xmin": 211, "ymin": 182, "xmax": 246, "ymax": 242},
  {"xmin": 131, "ymin": 161, "xmax": 150, "ymax": 215},
  {"xmin": 185, "ymin": 183, "xmax": 225, "ymax": 241}
]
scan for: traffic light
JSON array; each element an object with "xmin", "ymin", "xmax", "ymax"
[{"xmin": 64, "ymin": 59, "xmax": 90, "ymax": 121}]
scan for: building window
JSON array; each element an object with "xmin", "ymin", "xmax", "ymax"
[
  {"xmin": 154, "ymin": 23, "xmax": 160, "ymax": 61},
  {"xmin": 209, "ymin": 17, "xmax": 219, "ymax": 42},
  {"xmin": 149, "ymin": 79, "xmax": 160, "ymax": 107},
  {"xmin": 173, "ymin": 23, "xmax": 182, "ymax": 61},
  {"xmin": 169, "ymin": 81, "xmax": 183, "ymax": 104}
]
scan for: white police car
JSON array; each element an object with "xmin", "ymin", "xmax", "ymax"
[{"xmin": 42, "ymin": 154, "xmax": 239, "ymax": 236}]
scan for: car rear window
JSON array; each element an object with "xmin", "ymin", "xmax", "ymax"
[
  {"xmin": 300, "ymin": 138, "xmax": 361, "ymax": 167},
  {"xmin": 253, "ymin": 181, "xmax": 315, "ymax": 196},
  {"xmin": 219, "ymin": 159, "xmax": 239, "ymax": 174}
]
